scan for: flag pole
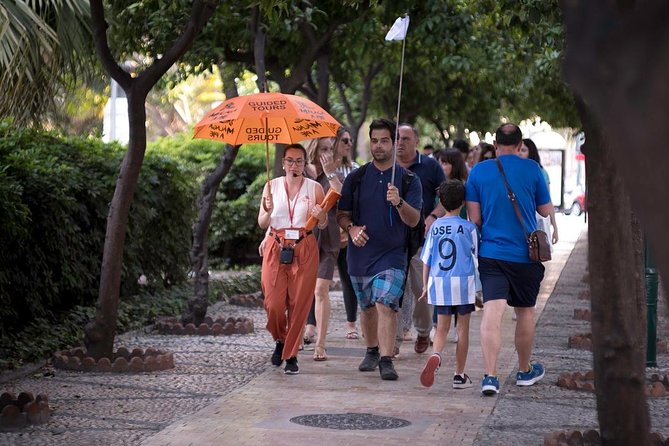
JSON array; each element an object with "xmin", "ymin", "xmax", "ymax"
[{"xmin": 390, "ymin": 14, "xmax": 408, "ymax": 185}]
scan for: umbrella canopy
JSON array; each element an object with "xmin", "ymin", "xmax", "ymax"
[{"xmin": 193, "ymin": 92, "xmax": 340, "ymax": 145}]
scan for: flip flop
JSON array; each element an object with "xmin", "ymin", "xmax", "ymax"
[
  {"xmin": 313, "ymin": 346, "xmax": 328, "ymax": 361},
  {"xmin": 345, "ymin": 330, "xmax": 359, "ymax": 340}
]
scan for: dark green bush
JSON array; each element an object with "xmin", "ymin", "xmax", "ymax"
[
  {"xmin": 0, "ymin": 124, "xmax": 197, "ymax": 336},
  {"xmin": 209, "ymin": 172, "xmax": 266, "ymax": 266}
]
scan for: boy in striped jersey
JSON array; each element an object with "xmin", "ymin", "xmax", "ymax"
[{"xmin": 418, "ymin": 179, "xmax": 479, "ymax": 389}]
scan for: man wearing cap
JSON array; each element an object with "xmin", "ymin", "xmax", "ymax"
[{"xmin": 465, "ymin": 123, "xmax": 553, "ymax": 396}]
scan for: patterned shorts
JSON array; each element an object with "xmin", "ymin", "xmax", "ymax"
[{"xmin": 350, "ymin": 268, "xmax": 406, "ymax": 312}]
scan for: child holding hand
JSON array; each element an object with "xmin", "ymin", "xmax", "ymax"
[{"xmin": 419, "ymin": 179, "xmax": 479, "ymax": 389}]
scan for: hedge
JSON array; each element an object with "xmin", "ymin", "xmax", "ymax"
[{"xmin": 0, "ymin": 124, "xmax": 197, "ymax": 336}]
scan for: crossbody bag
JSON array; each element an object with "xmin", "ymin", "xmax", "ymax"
[{"xmin": 495, "ymin": 159, "xmax": 552, "ymax": 262}]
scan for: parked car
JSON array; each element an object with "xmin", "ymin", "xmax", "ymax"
[{"xmin": 565, "ymin": 193, "xmax": 586, "ymax": 216}]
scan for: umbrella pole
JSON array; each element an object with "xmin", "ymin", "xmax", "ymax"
[
  {"xmin": 265, "ymin": 140, "xmax": 271, "ymax": 184},
  {"xmin": 263, "ymin": 115, "xmax": 272, "ymax": 212}
]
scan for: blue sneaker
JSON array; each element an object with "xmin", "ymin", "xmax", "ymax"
[
  {"xmin": 516, "ymin": 363, "xmax": 545, "ymax": 386},
  {"xmin": 481, "ymin": 375, "xmax": 499, "ymax": 396}
]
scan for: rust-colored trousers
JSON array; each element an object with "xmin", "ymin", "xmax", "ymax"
[{"xmin": 261, "ymin": 230, "xmax": 319, "ymax": 360}]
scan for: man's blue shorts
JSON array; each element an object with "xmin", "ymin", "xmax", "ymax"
[
  {"xmin": 478, "ymin": 257, "xmax": 545, "ymax": 307},
  {"xmin": 350, "ymin": 268, "xmax": 406, "ymax": 312}
]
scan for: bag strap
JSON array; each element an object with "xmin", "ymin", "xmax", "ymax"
[{"xmin": 495, "ymin": 158, "xmax": 530, "ymax": 238}]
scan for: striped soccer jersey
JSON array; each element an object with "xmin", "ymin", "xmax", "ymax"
[{"xmin": 419, "ymin": 216, "xmax": 479, "ymax": 306}]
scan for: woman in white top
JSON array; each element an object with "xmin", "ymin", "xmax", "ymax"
[{"xmin": 258, "ymin": 144, "xmax": 326, "ymax": 375}]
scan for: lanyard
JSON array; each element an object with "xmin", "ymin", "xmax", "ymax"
[{"xmin": 284, "ymin": 177, "xmax": 304, "ymax": 226}]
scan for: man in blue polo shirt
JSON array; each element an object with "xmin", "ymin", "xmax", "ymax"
[
  {"xmin": 466, "ymin": 123, "xmax": 553, "ymax": 396},
  {"xmin": 337, "ymin": 118, "xmax": 422, "ymax": 381},
  {"xmin": 394, "ymin": 123, "xmax": 445, "ymax": 355}
]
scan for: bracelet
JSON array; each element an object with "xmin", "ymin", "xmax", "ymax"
[
  {"xmin": 429, "ymin": 213, "xmax": 439, "ymax": 220},
  {"xmin": 395, "ymin": 198, "xmax": 404, "ymax": 209},
  {"xmin": 326, "ymin": 172, "xmax": 337, "ymax": 181}
]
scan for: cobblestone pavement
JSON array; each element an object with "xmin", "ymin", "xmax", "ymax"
[
  {"xmin": 474, "ymin": 225, "xmax": 669, "ymax": 445},
  {"xmin": 0, "ymin": 304, "xmax": 273, "ymax": 446},
  {"xmin": 1, "ymin": 215, "xmax": 665, "ymax": 445}
]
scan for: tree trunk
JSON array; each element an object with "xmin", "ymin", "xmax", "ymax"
[
  {"xmin": 85, "ymin": 0, "xmax": 218, "ymax": 358},
  {"xmin": 183, "ymin": 145, "xmax": 239, "ymax": 325},
  {"xmin": 84, "ymin": 88, "xmax": 147, "ymax": 359},
  {"xmin": 182, "ymin": 65, "xmax": 241, "ymax": 326},
  {"xmin": 579, "ymin": 101, "xmax": 650, "ymax": 445},
  {"xmin": 561, "ymin": 0, "xmax": 669, "ymax": 306}
]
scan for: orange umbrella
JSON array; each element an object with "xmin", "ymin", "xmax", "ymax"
[{"xmin": 194, "ymin": 92, "xmax": 341, "ymax": 184}]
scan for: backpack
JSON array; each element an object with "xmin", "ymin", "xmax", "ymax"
[{"xmin": 350, "ymin": 163, "xmax": 425, "ymax": 260}]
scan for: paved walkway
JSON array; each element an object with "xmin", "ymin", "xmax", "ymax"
[
  {"xmin": 141, "ymin": 215, "xmax": 589, "ymax": 446},
  {"xmin": 3, "ymin": 214, "xmax": 665, "ymax": 446}
]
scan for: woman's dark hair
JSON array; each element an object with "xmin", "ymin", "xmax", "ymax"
[
  {"xmin": 438, "ymin": 148, "xmax": 468, "ymax": 181},
  {"xmin": 283, "ymin": 143, "xmax": 308, "ymax": 161},
  {"xmin": 478, "ymin": 143, "xmax": 496, "ymax": 162},
  {"xmin": 523, "ymin": 138, "xmax": 541, "ymax": 166}
]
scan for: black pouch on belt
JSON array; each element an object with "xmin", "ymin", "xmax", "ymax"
[{"xmin": 279, "ymin": 246, "xmax": 294, "ymax": 264}]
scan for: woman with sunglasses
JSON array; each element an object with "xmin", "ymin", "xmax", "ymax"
[
  {"xmin": 301, "ymin": 136, "xmax": 343, "ymax": 361},
  {"xmin": 258, "ymin": 144, "xmax": 327, "ymax": 375}
]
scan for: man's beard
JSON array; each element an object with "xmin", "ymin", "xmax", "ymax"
[{"xmin": 372, "ymin": 150, "xmax": 391, "ymax": 163}]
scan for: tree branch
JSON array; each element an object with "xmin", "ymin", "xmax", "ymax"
[{"xmin": 89, "ymin": 0, "xmax": 131, "ymax": 90}]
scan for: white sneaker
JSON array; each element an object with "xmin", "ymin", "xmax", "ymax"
[{"xmin": 448, "ymin": 330, "xmax": 459, "ymax": 343}]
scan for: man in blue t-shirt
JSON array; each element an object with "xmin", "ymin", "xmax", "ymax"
[
  {"xmin": 465, "ymin": 123, "xmax": 553, "ymax": 397},
  {"xmin": 337, "ymin": 118, "xmax": 422, "ymax": 381}
]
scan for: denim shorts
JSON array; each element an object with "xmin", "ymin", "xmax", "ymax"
[
  {"xmin": 350, "ymin": 268, "xmax": 406, "ymax": 312},
  {"xmin": 478, "ymin": 257, "xmax": 545, "ymax": 307},
  {"xmin": 434, "ymin": 304, "xmax": 475, "ymax": 316}
]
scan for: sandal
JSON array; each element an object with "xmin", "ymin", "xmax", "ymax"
[
  {"xmin": 345, "ymin": 330, "xmax": 359, "ymax": 340},
  {"xmin": 303, "ymin": 332, "xmax": 316, "ymax": 345},
  {"xmin": 313, "ymin": 346, "xmax": 328, "ymax": 361}
]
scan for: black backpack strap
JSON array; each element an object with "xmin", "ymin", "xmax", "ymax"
[
  {"xmin": 350, "ymin": 163, "xmax": 369, "ymax": 224},
  {"xmin": 400, "ymin": 168, "xmax": 414, "ymax": 198}
]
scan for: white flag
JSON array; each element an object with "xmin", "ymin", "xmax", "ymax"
[{"xmin": 384, "ymin": 16, "xmax": 410, "ymax": 41}]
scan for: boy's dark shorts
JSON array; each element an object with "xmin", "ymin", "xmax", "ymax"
[
  {"xmin": 435, "ymin": 304, "xmax": 476, "ymax": 316},
  {"xmin": 479, "ymin": 257, "xmax": 545, "ymax": 307}
]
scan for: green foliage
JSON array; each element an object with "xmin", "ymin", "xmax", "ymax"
[
  {"xmin": 210, "ymin": 172, "xmax": 266, "ymax": 266},
  {"xmin": 148, "ymin": 132, "xmax": 269, "ymax": 265},
  {"xmin": 0, "ymin": 270, "xmax": 261, "ymax": 370},
  {"xmin": 0, "ymin": 0, "xmax": 96, "ymax": 127},
  {"xmin": 148, "ymin": 132, "xmax": 269, "ymax": 199},
  {"xmin": 0, "ymin": 125, "xmax": 196, "ymax": 336}
]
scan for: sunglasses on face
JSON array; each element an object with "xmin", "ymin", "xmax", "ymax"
[{"xmin": 341, "ymin": 138, "xmax": 352, "ymax": 144}]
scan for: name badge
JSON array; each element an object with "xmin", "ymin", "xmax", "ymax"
[{"xmin": 284, "ymin": 229, "xmax": 300, "ymax": 240}]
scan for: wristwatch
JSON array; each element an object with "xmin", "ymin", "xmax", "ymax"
[
  {"xmin": 346, "ymin": 223, "xmax": 353, "ymax": 233},
  {"xmin": 395, "ymin": 198, "xmax": 404, "ymax": 209}
]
